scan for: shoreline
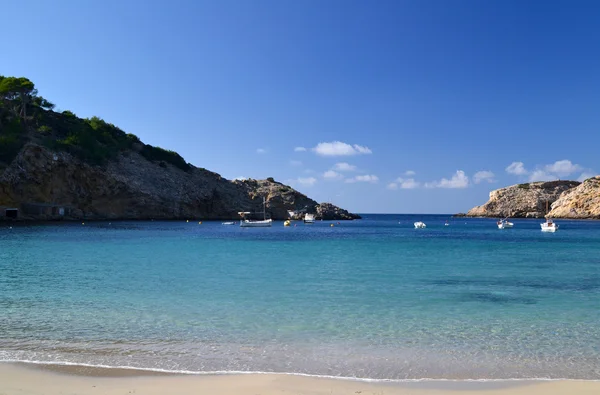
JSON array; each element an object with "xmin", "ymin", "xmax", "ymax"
[
  {"xmin": 4, "ymin": 359, "xmax": 600, "ymax": 383},
  {"xmin": 2, "ymin": 216, "xmax": 600, "ymax": 224},
  {"xmin": 2, "ymin": 363, "xmax": 600, "ymax": 395}
]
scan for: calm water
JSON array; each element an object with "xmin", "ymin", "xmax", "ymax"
[{"xmin": 1, "ymin": 215, "xmax": 599, "ymax": 380}]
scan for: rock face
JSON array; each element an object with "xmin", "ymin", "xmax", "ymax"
[
  {"xmin": 547, "ymin": 176, "xmax": 600, "ymax": 219},
  {"xmin": 466, "ymin": 180, "xmax": 581, "ymax": 218},
  {"xmin": 315, "ymin": 202, "xmax": 360, "ymax": 220},
  {"xmin": 0, "ymin": 144, "xmax": 359, "ymax": 221}
]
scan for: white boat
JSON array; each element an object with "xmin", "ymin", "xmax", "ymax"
[
  {"xmin": 414, "ymin": 221, "xmax": 426, "ymax": 229},
  {"xmin": 221, "ymin": 221, "xmax": 235, "ymax": 225},
  {"xmin": 497, "ymin": 217, "xmax": 514, "ymax": 229},
  {"xmin": 239, "ymin": 197, "xmax": 272, "ymax": 227},
  {"xmin": 541, "ymin": 219, "xmax": 558, "ymax": 232},
  {"xmin": 240, "ymin": 219, "xmax": 273, "ymax": 227},
  {"xmin": 540, "ymin": 202, "xmax": 557, "ymax": 232},
  {"xmin": 304, "ymin": 213, "xmax": 315, "ymax": 224}
]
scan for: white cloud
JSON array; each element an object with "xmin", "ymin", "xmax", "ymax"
[
  {"xmin": 577, "ymin": 172, "xmax": 597, "ymax": 182},
  {"xmin": 473, "ymin": 170, "xmax": 495, "ymax": 184},
  {"xmin": 525, "ymin": 160, "xmax": 584, "ymax": 182},
  {"xmin": 388, "ymin": 177, "xmax": 420, "ymax": 190},
  {"xmin": 289, "ymin": 160, "xmax": 303, "ymax": 166},
  {"xmin": 399, "ymin": 178, "xmax": 420, "ymax": 189},
  {"xmin": 345, "ymin": 174, "xmax": 379, "ymax": 183},
  {"xmin": 404, "ymin": 170, "xmax": 416, "ymax": 176},
  {"xmin": 425, "ymin": 170, "xmax": 469, "ymax": 189},
  {"xmin": 312, "ymin": 141, "xmax": 372, "ymax": 156},
  {"xmin": 256, "ymin": 148, "xmax": 267, "ymax": 154},
  {"xmin": 323, "ymin": 170, "xmax": 343, "ymax": 180},
  {"xmin": 577, "ymin": 171, "xmax": 598, "ymax": 182},
  {"xmin": 353, "ymin": 145, "xmax": 372, "ymax": 154},
  {"xmin": 288, "ymin": 177, "xmax": 317, "ymax": 187},
  {"xmin": 528, "ymin": 170, "xmax": 556, "ymax": 182},
  {"xmin": 506, "ymin": 162, "xmax": 528, "ymax": 175},
  {"xmin": 544, "ymin": 160, "xmax": 581, "ymax": 177},
  {"xmin": 333, "ymin": 162, "xmax": 357, "ymax": 172},
  {"xmin": 294, "ymin": 146, "xmax": 307, "ymax": 152}
]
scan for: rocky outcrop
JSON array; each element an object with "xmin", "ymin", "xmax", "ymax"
[
  {"xmin": 0, "ymin": 144, "xmax": 359, "ymax": 221},
  {"xmin": 315, "ymin": 202, "xmax": 360, "ymax": 220},
  {"xmin": 547, "ymin": 176, "xmax": 600, "ymax": 219},
  {"xmin": 466, "ymin": 180, "xmax": 581, "ymax": 218}
]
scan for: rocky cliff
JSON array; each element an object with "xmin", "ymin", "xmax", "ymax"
[
  {"xmin": 547, "ymin": 176, "xmax": 600, "ymax": 219},
  {"xmin": 0, "ymin": 77, "xmax": 360, "ymax": 221},
  {"xmin": 0, "ymin": 143, "xmax": 359, "ymax": 221},
  {"xmin": 466, "ymin": 180, "xmax": 581, "ymax": 218}
]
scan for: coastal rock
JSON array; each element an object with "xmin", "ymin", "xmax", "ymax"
[
  {"xmin": 465, "ymin": 180, "xmax": 580, "ymax": 218},
  {"xmin": 0, "ymin": 144, "xmax": 359, "ymax": 221},
  {"xmin": 547, "ymin": 176, "xmax": 600, "ymax": 219},
  {"xmin": 315, "ymin": 202, "xmax": 360, "ymax": 220}
]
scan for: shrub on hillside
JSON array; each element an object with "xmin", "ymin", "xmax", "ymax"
[{"xmin": 140, "ymin": 144, "xmax": 191, "ymax": 171}]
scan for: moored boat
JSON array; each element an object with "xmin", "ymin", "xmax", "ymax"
[
  {"xmin": 540, "ymin": 202, "xmax": 557, "ymax": 232},
  {"xmin": 304, "ymin": 213, "xmax": 315, "ymax": 224},
  {"xmin": 541, "ymin": 219, "xmax": 558, "ymax": 232},
  {"xmin": 239, "ymin": 197, "xmax": 272, "ymax": 227}
]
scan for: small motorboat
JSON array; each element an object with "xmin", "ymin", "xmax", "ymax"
[
  {"xmin": 540, "ymin": 202, "xmax": 557, "ymax": 232},
  {"xmin": 222, "ymin": 222, "xmax": 235, "ymax": 225},
  {"xmin": 497, "ymin": 219, "xmax": 513, "ymax": 229},
  {"xmin": 414, "ymin": 221, "xmax": 426, "ymax": 229},
  {"xmin": 541, "ymin": 219, "xmax": 558, "ymax": 232},
  {"xmin": 304, "ymin": 213, "xmax": 315, "ymax": 224}
]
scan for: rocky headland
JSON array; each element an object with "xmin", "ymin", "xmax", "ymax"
[
  {"xmin": 465, "ymin": 179, "xmax": 600, "ymax": 219},
  {"xmin": 547, "ymin": 176, "xmax": 600, "ymax": 219},
  {"xmin": 0, "ymin": 75, "xmax": 359, "ymax": 221}
]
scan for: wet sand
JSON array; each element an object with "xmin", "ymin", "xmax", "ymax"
[{"xmin": 1, "ymin": 363, "xmax": 599, "ymax": 395}]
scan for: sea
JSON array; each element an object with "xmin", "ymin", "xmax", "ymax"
[{"xmin": 1, "ymin": 214, "xmax": 599, "ymax": 381}]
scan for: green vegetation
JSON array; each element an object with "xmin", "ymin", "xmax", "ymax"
[
  {"xmin": 140, "ymin": 145, "xmax": 191, "ymax": 171},
  {"xmin": 0, "ymin": 75, "xmax": 192, "ymax": 170},
  {"xmin": 517, "ymin": 183, "xmax": 530, "ymax": 189}
]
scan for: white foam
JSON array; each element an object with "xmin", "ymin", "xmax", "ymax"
[{"xmin": 1, "ymin": 358, "xmax": 599, "ymax": 383}]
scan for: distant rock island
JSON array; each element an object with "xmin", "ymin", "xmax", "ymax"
[
  {"xmin": 464, "ymin": 178, "xmax": 600, "ymax": 219},
  {"xmin": 0, "ymin": 75, "xmax": 359, "ymax": 221}
]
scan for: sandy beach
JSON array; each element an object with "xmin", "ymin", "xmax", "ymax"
[{"xmin": 1, "ymin": 363, "xmax": 599, "ymax": 395}]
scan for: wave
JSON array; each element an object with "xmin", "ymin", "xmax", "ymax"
[{"xmin": 2, "ymin": 358, "xmax": 599, "ymax": 383}]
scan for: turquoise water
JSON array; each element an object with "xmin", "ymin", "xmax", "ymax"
[{"xmin": 1, "ymin": 215, "xmax": 599, "ymax": 380}]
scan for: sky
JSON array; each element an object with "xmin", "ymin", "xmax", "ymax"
[{"xmin": 2, "ymin": 0, "xmax": 599, "ymax": 213}]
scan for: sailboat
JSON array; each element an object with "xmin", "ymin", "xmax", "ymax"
[
  {"xmin": 239, "ymin": 197, "xmax": 273, "ymax": 227},
  {"xmin": 303, "ymin": 213, "xmax": 315, "ymax": 224},
  {"xmin": 541, "ymin": 201, "xmax": 558, "ymax": 232}
]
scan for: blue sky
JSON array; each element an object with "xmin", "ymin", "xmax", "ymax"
[{"xmin": 2, "ymin": 0, "xmax": 599, "ymax": 213}]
